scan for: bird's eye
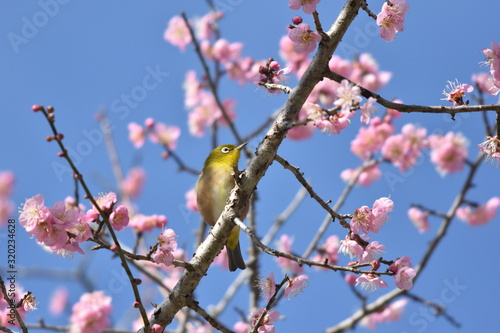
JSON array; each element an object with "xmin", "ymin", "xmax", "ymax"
[{"xmin": 221, "ymin": 147, "xmax": 230, "ymax": 154}]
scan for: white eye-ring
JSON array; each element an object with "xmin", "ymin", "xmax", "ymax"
[{"xmin": 221, "ymin": 147, "xmax": 230, "ymax": 154}]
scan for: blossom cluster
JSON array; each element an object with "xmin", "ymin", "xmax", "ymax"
[
  {"xmin": 19, "ymin": 192, "xmax": 129, "ymax": 255},
  {"xmin": 70, "ymin": 291, "xmax": 112, "ymax": 333},
  {"xmin": 128, "ymin": 117, "xmax": 181, "ymax": 157},
  {"xmin": 344, "ymin": 114, "xmax": 469, "ymax": 188},
  {"xmin": 255, "ymin": 58, "xmax": 291, "ymax": 95},
  {"xmin": 152, "ymin": 229, "xmax": 178, "ymax": 266}
]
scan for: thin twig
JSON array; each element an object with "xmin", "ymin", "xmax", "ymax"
[
  {"xmin": 259, "ymin": 83, "xmax": 292, "ymax": 94},
  {"xmin": 325, "ymin": 69, "xmax": 500, "ymax": 114},
  {"xmin": 164, "ymin": 144, "xmax": 200, "ymax": 175},
  {"xmin": 187, "ymin": 299, "xmax": 234, "ymax": 333},
  {"xmin": 274, "ymin": 154, "xmax": 350, "ymax": 228},
  {"xmin": 234, "ymin": 219, "xmax": 391, "ymax": 275},
  {"xmin": 360, "ymin": 0, "xmax": 378, "ymax": 20},
  {"xmin": 405, "ymin": 292, "xmax": 461, "ymax": 328}
]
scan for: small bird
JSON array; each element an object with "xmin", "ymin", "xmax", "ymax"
[{"xmin": 196, "ymin": 143, "xmax": 248, "ymax": 271}]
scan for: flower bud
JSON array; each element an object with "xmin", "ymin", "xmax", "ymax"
[{"xmin": 292, "ymin": 16, "xmax": 303, "ymax": 25}]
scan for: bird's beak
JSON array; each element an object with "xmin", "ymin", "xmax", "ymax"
[{"xmin": 235, "ymin": 142, "xmax": 247, "ymax": 151}]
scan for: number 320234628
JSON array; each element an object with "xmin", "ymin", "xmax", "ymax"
[{"xmin": 7, "ymin": 219, "xmax": 15, "ymax": 268}]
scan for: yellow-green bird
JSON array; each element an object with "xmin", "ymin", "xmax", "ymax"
[{"xmin": 196, "ymin": 143, "xmax": 248, "ymax": 271}]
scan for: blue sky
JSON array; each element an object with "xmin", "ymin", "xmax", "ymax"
[{"xmin": 1, "ymin": 1, "xmax": 500, "ymax": 332}]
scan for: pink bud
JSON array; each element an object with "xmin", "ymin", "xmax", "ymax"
[
  {"xmin": 32, "ymin": 104, "xmax": 43, "ymax": 112},
  {"xmin": 292, "ymin": 16, "xmax": 303, "ymax": 25},
  {"xmin": 47, "ymin": 106, "xmax": 54, "ymax": 113},
  {"xmin": 371, "ymin": 260, "xmax": 380, "ymax": 271},
  {"xmin": 269, "ymin": 61, "xmax": 281, "ymax": 72},
  {"xmin": 144, "ymin": 117, "xmax": 155, "ymax": 129}
]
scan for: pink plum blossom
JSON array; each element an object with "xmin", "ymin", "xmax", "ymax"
[
  {"xmin": 288, "ymin": 23, "xmax": 322, "ymax": 54},
  {"xmin": 359, "ymin": 241, "xmax": 385, "ymax": 263},
  {"xmin": 109, "ymin": 205, "xmax": 129, "ymax": 231},
  {"xmin": 350, "ymin": 53, "xmax": 392, "ymax": 91},
  {"xmin": 212, "ymin": 39, "xmax": 243, "ymax": 64},
  {"xmin": 428, "ymin": 132, "xmax": 468, "ymax": 175},
  {"xmin": 0, "ymin": 171, "xmax": 14, "ymax": 197},
  {"xmin": 284, "ymin": 275, "xmax": 309, "ymax": 299},
  {"xmin": 0, "ymin": 170, "xmax": 16, "ymax": 223},
  {"xmin": 121, "ymin": 167, "xmax": 146, "ymax": 198},
  {"xmin": 482, "ymin": 41, "xmax": 500, "ymax": 92},
  {"xmin": 472, "ymin": 72, "xmax": 500, "ymax": 96},
  {"xmin": 226, "ymin": 57, "xmax": 254, "ymax": 85},
  {"xmin": 164, "ymin": 16, "xmax": 192, "ymax": 52},
  {"xmin": 478, "ymin": 135, "xmax": 500, "ymax": 165},
  {"xmin": 19, "ymin": 194, "xmax": 82, "ymax": 254},
  {"xmin": 351, "ymin": 117, "xmax": 395, "ymax": 160},
  {"xmin": 149, "ymin": 122, "xmax": 181, "ymax": 151},
  {"xmin": 334, "ymin": 80, "xmax": 362, "ymax": 112},
  {"xmin": 442, "ymin": 80, "xmax": 474, "ymax": 106},
  {"xmin": 129, "ymin": 214, "xmax": 167, "ymax": 232},
  {"xmin": 234, "ymin": 321, "xmax": 251, "ymax": 333},
  {"xmin": 260, "ymin": 272, "xmax": 276, "ymax": 302},
  {"xmin": 360, "ymin": 97, "xmax": 378, "ymax": 125},
  {"xmin": 91, "ymin": 192, "xmax": 117, "ymax": 214},
  {"xmin": 251, "ymin": 308, "xmax": 280, "ymax": 333},
  {"xmin": 279, "ymin": 35, "xmax": 309, "ymax": 73},
  {"xmin": 338, "ymin": 235, "xmax": 364, "ymax": 259},
  {"xmin": 456, "ymin": 197, "xmax": 500, "ymax": 226},
  {"xmin": 289, "ymin": 0, "xmax": 321, "ymax": 14},
  {"xmin": 185, "ymin": 188, "xmax": 198, "ymax": 212},
  {"xmin": 356, "ymin": 273, "xmax": 388, "ymax": 292},
  {"xmin": 345, "ymin": 273, "xmax": 358, "ymax": 286},
  {"xmin": 382, "ymin": 124, "xmax": 427, "ymax": 172},
  {"xmin": 152, "ymin": 229, "xmax": 178, "ymax": 266},
  {"xmin": 389, "ymin": 256, "xmax": 416, "ymax": 290},
  {"xmin": 394, "ymin": 267, "xmax": 416, "ymax": 290},
  {"xmin": 70, "ymin": 291, "xmax": 112, "ymax": 333},
  {"xmin": 311, "ymin": 235, "xmax": 339, "ymax": 267},
  {"xmin": 128, "ymin": 122, "xmax": 146, "ymax": 148},
  {"xmin": 50, "ymin": 287, "xmax": 68, "ymax": 316},
  {"xmin": 276, "ymin": 234, "xmax": 303, "ymax": 274},
  {"xmin": 193, "ymin": 11, "xmax": 221, "ymax": 40},
  {"xmin": 407, "ymin": 207, "xmax": 429, "ymax": 233},
  {"xmin": 350, "ymin": 197, "xmax": 393, "ymax": 234},
  {"xmin": 360, "ymin": 299, "xmax": 408, "ymax": 329},
  {"xmin": 188, "ymin": 93, "xmax": 236, "ymax": 137},
  {"xmin": 329, "ymin": 55, "xmax": 354, "ymax": 79},
  {"xmin": 183, "ymin": 70, "xmax": 204, "ymax": 108},
  {"xmin": 340, "ymin": 164, "xmax": 382, "ymax": 187},
  {"xmin": 376, "ymin": 0, "xmax": 409, "ymax": 42}
]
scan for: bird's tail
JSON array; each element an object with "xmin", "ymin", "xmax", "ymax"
[{"xmin": 227, "ymin": 242, "xmax": 246, "ymax": 271}]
